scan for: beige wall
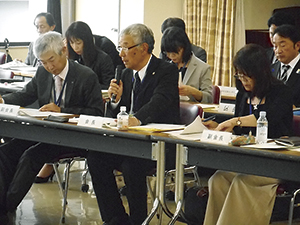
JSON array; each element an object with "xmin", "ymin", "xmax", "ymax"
[
  {"xmin": 0, "ymin": 47, "xmax": 28, "ymax": 62},
  {"xmin": 244, "ymin": 0, "xmax": 300, "ymax": 30},
  {"xmin": 144, "ymin": 0, "xmax": 184, "ymax": 56}
]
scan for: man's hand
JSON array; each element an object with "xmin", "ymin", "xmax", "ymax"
[
  {"xmin": 108, "ymin": 79, "xmax": 123, "ymax": 102},
  {"xmin": 39, "ymin": 103, "xmax": 61, "ymax": 112},
  {"xmin": 129, "ymin": 116, "xmax": 141, "ymax": 126}
]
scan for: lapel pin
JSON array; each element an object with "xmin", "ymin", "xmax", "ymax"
[
  {"xmin": 296, "ymin": 69, "xmax": 300, "ymax": 74},
  {"xmin": 152, "ymin": 72, "xmax": 155, "ymax": 75}
]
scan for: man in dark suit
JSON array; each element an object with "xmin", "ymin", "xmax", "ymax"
[
  {"xmin": 160, "ymin": 17, "xmax": 207, "ymax": 63},
  {"xmin": 271, "ymin": 25, "xmax": 300, "ymax": 107},
  {"xmin": 87, "ymin": 23, "xmax": 180, "ymax": 225},
  {"xmin": 25, "ymin": 12, "xmax": 56, "ymax": 66},
  {"xmin": 0, "ymin": 31, "xmax": 103, "ymax": 224},
  {"xmin": 266, "ymin": 11, "xmax": 295, "ymax": 64}
]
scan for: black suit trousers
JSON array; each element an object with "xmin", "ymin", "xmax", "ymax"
[{"xmin": 0, "ymin": 138, "xmax": 87, "ymax": 213}]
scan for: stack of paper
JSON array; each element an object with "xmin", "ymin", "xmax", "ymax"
[{"xmin": 165, "ymin": 116, "xmax": 208, "ymax": 140}]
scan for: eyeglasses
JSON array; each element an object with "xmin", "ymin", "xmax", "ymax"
[
  {"xmin": 117, "ymin": 43, "xmax": 142, "ymax": 53},
  {"xmin": 234, "ymin": 72, "xmax": 251, "ymax": 82}
]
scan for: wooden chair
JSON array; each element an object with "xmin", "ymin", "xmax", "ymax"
[{"xmin": 212, "ymin": 85, "xmax": 221, "ymax": 104}]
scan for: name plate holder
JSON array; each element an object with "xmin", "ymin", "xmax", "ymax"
[
  {"xmin": 218, "ymin": 103, "xmax": 235, "ymax": 114},
  {"xmin": 201, "ymin": 130, "xmax": 232, "ymax": 145},
  {"xmin": 0, "ymin": 104, "xmax": 20, "ymax": 116},
  {"xmin": 77, "ymin": 115, "xmax": 103, "ymax": 128}
]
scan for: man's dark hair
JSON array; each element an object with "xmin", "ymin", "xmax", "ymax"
[
  {"xmin": 161, "ymin": 17, "xmax": 186, "ymax": 33},
  {"xmin": 267, "ymin": 11, "xmax": 295, "ymax": 28},
  {"xmin": 34, "ymin": 12, "xmax": 56, "ymax": 27},
  {"xmin": 273, "ymin": 24, "xmax": 300, "ymax": 45}
]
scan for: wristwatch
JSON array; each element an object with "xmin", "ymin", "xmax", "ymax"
[{"xmin": 236, "ymin": 117, "xmax": 242, "ymax": 127}]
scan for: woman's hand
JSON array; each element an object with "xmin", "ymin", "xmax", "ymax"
[
  {"xmin": 202, "ymin": 120, "xmax": 218, "ymax": 130},
  {"xmin": 215, "ymin": 118, "xmax": 236, "ymax": 132},
  {"xmin": 108, "ymin": 79, "xmax": 123, "ymax": 103}
]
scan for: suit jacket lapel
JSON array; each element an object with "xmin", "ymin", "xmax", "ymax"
[
  {"xmin": 286, "ymin": 59, "xmax": 300, "ymax": 87},
  {"xmin": 183, "ymin": 55, "xmax": 196, "ymax": 84},
  {"xmin": 140, "ymin": 55, "xmax": 159, "ymax": 92},
  {"xmin": 64, "ymin": 60, "xmax": 76, "ymax": 106}
]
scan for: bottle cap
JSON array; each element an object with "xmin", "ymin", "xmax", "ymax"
[
  {"xmin": 259, "ymin": 111, "xmax": 266, "ymax": 116},
  {"xmin": 120, "ymin": 106, "xmax": 126, "ymax": 111}
]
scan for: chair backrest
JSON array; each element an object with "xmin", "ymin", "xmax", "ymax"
[
  {"xmin": 179, "ymin": 102, "xmax": 203, "ymax": 125},
  {"xmin": 0, "ymin": 52, "xmax": 6, "ymax": 64},
  {"xmin": 212, "ymin": 85, "xmax": 221, "ymax": 104},
  {"xmin": 293, "ymin": 115, "xmax": 300, "ymax": 136},
  {"xmin": 0, "ymin": 70, "xmax": 14, "ymax": 82}
]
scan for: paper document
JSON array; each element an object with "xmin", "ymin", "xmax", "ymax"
[
  {"xmin": 0, "ymin": 61, "xmax": 37, "ymax": 73},
  {"xmin": 19, "ymin": 108, "xmax": 74, "ymax": 118},
  {"xmin": 128, "ymin": 123, "xmax": 185, "ymax": 132},
  {"xmin": 181, "ymin": 115, "xmax": 208, "ymax": 134},
  {"xmin": 196, "ymin": 103, "xmax": 218, "ymax": 109}
]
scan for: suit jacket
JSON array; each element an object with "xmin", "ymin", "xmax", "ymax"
[
  {"xmin": 93, "ymin": 35, "xmax": 124, "ymax": 69},
  {"xmin": 25, "ymin": 42, "xmax": 38, "ymax": 66},
  {"xmin": 80, "ymin": 48, "xmax": 114, "ymax": 90},
  {"xmin": 271, "ymin": 59, "xmax": 300, "ymax": 107},
  {"xmin": 234, "ymin": 82, "xmax": 293, "ymax": 138},
  {"xmin": 109, "ymin": 55, "xmax": 180, "ymax": 125},
  {"xmin": 191, "ymin": 44, "xmax": 207, "ymax": 63},
  {"xmin": 183, "ymin": 54, "xmax": 212, "ymax": 103},
  {"xmin": 265, "ymin": 47, "xmax": 275, "ymax": 64},
  {"xmin": 3, "ymin": 60, "xmax": 103, "ymax": 116}
]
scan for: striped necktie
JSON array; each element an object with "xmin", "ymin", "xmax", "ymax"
[{"xmin": 280, "ymin": 65, "xmax": 291, "ymax": 83}]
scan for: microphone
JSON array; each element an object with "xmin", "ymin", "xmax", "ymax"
[{"xmin": 111, "ymin": 65, "xmax": 123, "ymax": 103}]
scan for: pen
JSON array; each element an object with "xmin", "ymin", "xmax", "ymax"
[{"xmin": 203, "ymin": 115, "xmax": 216, "ymax": 122}]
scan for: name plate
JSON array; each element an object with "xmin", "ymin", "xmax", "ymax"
[
  {"xmin": 201, "ymin": 130, "xmax": 232, "ymax": 145},
  {"xmin": 77, "ymin": 115, "xmax": 103, "ymax": 128},
  {"xmin": 0, "ymin": 104, "xmax": 20, "ymax": 116},
  {"xmin": 219, "ymin": 86, "xmax": 237, "ymax": 96},
  {"xmin": 218, "ymin": 103, "xmax": 235, "ymax": 114}
]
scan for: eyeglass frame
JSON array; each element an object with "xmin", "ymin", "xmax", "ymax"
[
  {"xmin": 234, "ymin": 72, "xmax": 251, "ymax": 82},
  {"xmin": 117, "ymin": 43, "xmax": 142, "ymax": 53}
]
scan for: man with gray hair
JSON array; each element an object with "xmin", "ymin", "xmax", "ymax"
[
  {"xmin": 87, "ymin": 23, "xmax": 180, "ymax": 225},
  {"xmin": 0, "ymin": 31, "xmax": 103, "ymax": 224}
]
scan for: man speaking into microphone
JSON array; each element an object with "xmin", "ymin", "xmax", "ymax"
[{"xmin": 87, "ymin": 23, "xmax": 180, "ymax": 225}]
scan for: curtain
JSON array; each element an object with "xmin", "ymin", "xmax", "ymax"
[
  {"xmin": 47, "ymin": 0, "xmax": 62, "ymax": 34},
  {"xmin": 184, "ymin": 0, "xmax": 237, "ymax": 87}
]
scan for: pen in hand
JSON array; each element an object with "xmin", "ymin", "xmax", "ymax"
[{"xmin": 203, "ymin": 115, "xmax": 216, "ymax": 122}]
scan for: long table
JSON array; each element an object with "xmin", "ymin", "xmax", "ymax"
[
  {"xmin": 2, "ymin": 113, "xmax": 300, "ymax": 224},
  {"xmin": 151, "ymin": 134, "xmax": 300, "ymax": 224}
]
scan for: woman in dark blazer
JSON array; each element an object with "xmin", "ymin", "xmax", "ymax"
[
  {"xmin": 65, "ymin": 21, "xmax": 114, "ymax": 90},
  {"xmin": 203, "ymin": 44, "xmax": 293, "ymax": 225}
]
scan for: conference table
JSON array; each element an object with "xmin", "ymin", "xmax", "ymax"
[
  {"xmin": 151, "ymin": 134, "xmax": 300, "ymax": 224},
  {"xmin": 1, "ymin": 113, "xmax": 300, "ymax": 224}
]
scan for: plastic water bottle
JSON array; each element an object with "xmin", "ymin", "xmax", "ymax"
[
  {"xmin": 256, "ymin": 111, "xmax": 268, "ymax": 144},
  {"xmin": 117, "ymin": 106, "xmax": 129, "ymax": 131}
]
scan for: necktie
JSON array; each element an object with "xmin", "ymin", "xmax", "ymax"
[
  {"xmin": 133, "ymin": 72, "xmax": 141, "ymax": 112},
  {"xmin": 280, "ymin": 65, "xmax": 291, "ymax": 83},
  {"xmin": 55, "ymin": 75, "xmax": 63, "ymax": 101}
]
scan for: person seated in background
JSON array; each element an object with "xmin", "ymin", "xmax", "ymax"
[
  {"xmin": 0, "ymin": 31, "xmax": 103, "ymax": 224},
  {"xmin": 202, "ymin": 44, "xmax": 293, "ymax": 225},
  {"xmin": 271, "ymin": 24, "xmax": 300, "ymax": 108},
  {"xmin": 161, "ymin": 26, "xmax": 212, "ymax": 103},
  {"xmin": 160, "ymin": 17, "xmax": 207, "ymax": 63},
  {"xmin": 266, "ymin": 11, "xmax": 295, "ymax": 64},
  {"xmin": 25, "ymin": 12, "xmax": 56, "ymax": 66},
  {"xmin": 66, "ymin": 21, "xmax": 115, "ymax": 90},
  {"xmin": 93, "ymin": 34, "xmax": 124, "ymax": 69},
  {"xmin": 34, "ymin": 21, "xmax": 115, "ymax": 184},
  {"xmin": 87, "ymin": 23, "xmax": 180, "ymax": 225}
]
